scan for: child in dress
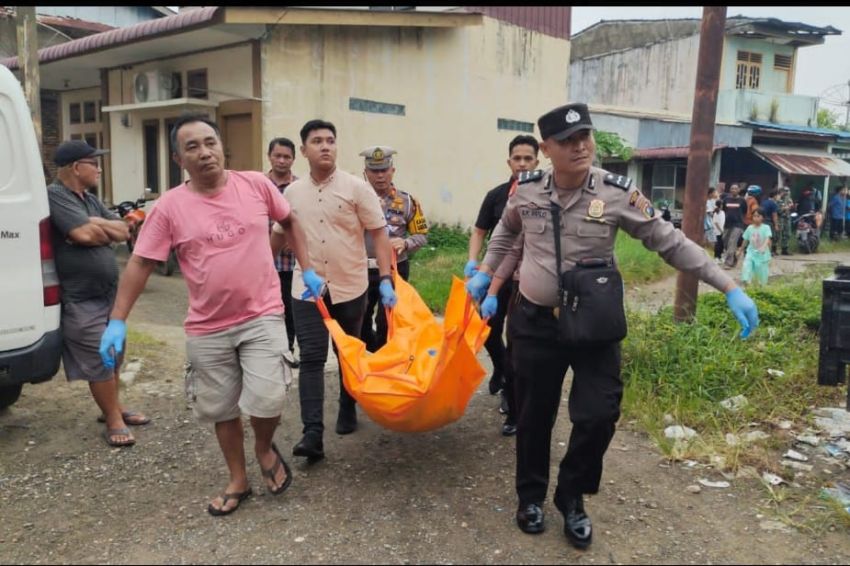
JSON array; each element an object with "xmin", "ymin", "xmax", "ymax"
[{"xmin": 741, "ymin": 208, "xmax": 772, "ymax": 286}]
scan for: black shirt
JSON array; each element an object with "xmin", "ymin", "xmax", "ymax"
[
  {"xmin": 47, "ymin": 181, "xmax": 120, "ymax": 303},
  {"xmin": 474, "ymin": 178, "xmax": 514, "ymax": 236},
  {"xmin": 723, "ymin": 195, "xmax": 746, "ymax": 229}
]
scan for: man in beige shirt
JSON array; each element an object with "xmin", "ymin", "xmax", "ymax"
[{"xmin": 272, "ymin": 119, "xmax": 395, "ymax": 462}]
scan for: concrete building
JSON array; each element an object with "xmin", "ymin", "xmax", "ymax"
[
  {"xmin": 0, "ymin": 6, "xmax": 174, "ymax": 179},
  {"xmin": 570, "ymin": 16, "xmax": 850, "ymax": 216},
  {"xmin": 2, "ymin": 6, "xmax": 571, "ymax": 226}
]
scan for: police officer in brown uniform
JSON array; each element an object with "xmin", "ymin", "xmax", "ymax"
[
  {"xmin": 360, "ymin": 145, "xmax": 429, "ymax": 351},
  {"xmin": 465, "ymin": 103, "xmax": 759, "ymax": 549}
]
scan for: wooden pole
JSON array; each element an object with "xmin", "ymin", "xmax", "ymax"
[
  {"xmin": 674, "ymin": 6, "xmax": 727, "ymax": 322},
  {"xmin": 15, "ymin": 6, "xmax": 41, "ymax": 152}
]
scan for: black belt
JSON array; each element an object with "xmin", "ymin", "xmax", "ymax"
[{"xmin": 517, "ymin": 293, "xmax": 557, "ymax": 318}]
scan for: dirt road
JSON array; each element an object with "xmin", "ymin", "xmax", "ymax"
[{"xmin": 2, "ymin": 251, "xmax": 850, "ymax": 564}]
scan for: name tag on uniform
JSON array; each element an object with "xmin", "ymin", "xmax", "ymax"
[{"xmin": 520, "ymin": 206, "xmax": 548, "ymax": 219}]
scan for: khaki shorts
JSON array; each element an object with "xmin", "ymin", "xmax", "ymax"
[{"xmin": 184, "ymin": 314, "xmax": 292, "ymax": 423}]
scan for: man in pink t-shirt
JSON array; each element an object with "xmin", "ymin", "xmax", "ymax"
[{"xmin": 98, "ymin": 114, "xmax": 326, "ymax": 517}]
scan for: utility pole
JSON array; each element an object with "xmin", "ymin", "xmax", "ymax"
[
  {"xmin": 845, "ymin": 79, "xmax": 850, "ymax": 130},
  {"xmin": 15, "ymin": 6, "xmax": 41, "ymax": 151},
  {"xmin": 674, "ymin": 6, "xmax": 727, "ymax": 322}
]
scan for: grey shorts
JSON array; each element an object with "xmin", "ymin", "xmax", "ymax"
[
  {"xmin": 61, "ymin": 297, "xmax": 118, "ymax": 383},
  {"xmin": 184, "ymin": 314, "xmax": 291, "ymax": 423}
]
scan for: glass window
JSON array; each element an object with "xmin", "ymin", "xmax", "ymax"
[
  {"xmin": 143, "ymin": 120, "xmax": 160, "ymax": 193},
  {"xmin": 187, "ymin": 69, "xmax": 208, "ymax": 99},
  {"xmin": 83, "ymin": 101, "xmax": 96, "ymax": 123},
  {"xmin": 69, "ymin": 103, "xmax": 81, "ymax": 124},
  {"xmin": 84, "ymin": 133, "xmax": 97, "ymax": 148}
]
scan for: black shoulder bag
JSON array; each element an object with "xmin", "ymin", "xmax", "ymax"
[{"xmin": 551, "ymin": 202, "xmax": 628, "ymax": 346}]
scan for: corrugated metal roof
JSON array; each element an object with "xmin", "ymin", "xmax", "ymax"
[
  {"xmin": 633, "ymin": 144, "xmax": 727, "ymax": 160},
  {"xmin": 742, "ymin": 120, "xmax": 850, "ymax": 139},
  {"xmin": 1, "ymin": 7, "xmax": 222, "ymax": 71},
  {"xmin": 752, "ymin": 148, "xmax": 850, "ymax": 176}
]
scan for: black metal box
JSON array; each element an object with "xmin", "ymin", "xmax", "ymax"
[{"xmin": 818, "ymin": 265, "xmax": 850, "ymax": 408}]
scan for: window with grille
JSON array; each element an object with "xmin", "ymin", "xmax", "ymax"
[
  {"xmin": 736, "ymin": 51, "xmax": 762, "ymax": 90},
  {"xmin": 774, "ymin": 54, "xmax": 792, "ymax": 71}
]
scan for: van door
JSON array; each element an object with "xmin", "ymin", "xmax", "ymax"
[{"xmin": 0, "ymin": 66, "xmax": 59, "ymax": 354}]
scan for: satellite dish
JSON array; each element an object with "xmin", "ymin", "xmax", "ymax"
[{"xmin": 134, "ymin": 73, "xmax": 149, "ymax": 103}]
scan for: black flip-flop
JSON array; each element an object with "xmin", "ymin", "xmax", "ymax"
[
  {"xmin": 207, "ymin": 488, "xmax": 253, "ymax": 517},
  {"xmin": 261, "ymin": 442, "xmax": 293, "ymax": 496},
  {"xmin": 97, "ymin": 411, "xmax": 151, "ymax": 426}
]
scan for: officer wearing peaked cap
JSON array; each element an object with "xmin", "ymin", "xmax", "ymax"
[
  {"xmin": 465, "ymin": 102, "xmax": 760, "ymax": 549},
  {"xmin": 359, "ymin": 145, "xmax": 429, "ymax": 352}
]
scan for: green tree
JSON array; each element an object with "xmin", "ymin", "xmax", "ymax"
[
  {"xmin": 817, "ymin": 108, "xmax": 841, "ymax": 130},
  {"xmin": 594, "ymin": 130, "xmax": 633, "ymax": 161}
]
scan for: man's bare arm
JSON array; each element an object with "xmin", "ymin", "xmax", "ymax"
[
  {"xmin": 110, "ymin": 255, "xmax": 158, "ymax": 320},
  {"xmin": 89, "ymin": 216, "xmax": 130, "ymax": 242}
]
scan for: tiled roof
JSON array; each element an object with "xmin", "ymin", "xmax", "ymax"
[{"xmin": 1, "ymin": 7, "xmax": 221, "ymax": 70}]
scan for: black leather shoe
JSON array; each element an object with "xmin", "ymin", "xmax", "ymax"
[
  {"xmin": 335, "ymin": 405, "xmax": 358, "ymax": 435},
  {"xmin": 292, "ymin": 433, "xmax": 324, "ymax": 462},
  {"xmin": 555, "ymin": 494, "xmax": 592, "ymax": 549},
  {"xmin": 501, "ymin": 419, "xmax": 517, "ymax": 437},
  {"xmin": 488, "ymin": 374, "xmax": 503, "ymax": 395},
  {"xmin": 516, "ymin": 503, "xmax": 545, "ymax": 534}
]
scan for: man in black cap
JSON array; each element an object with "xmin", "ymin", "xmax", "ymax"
[
  {"xmin": 47, "ymin": 140, "xmax": 150, "ymax": 448},
  {"xmin": 466, "ymin": 103, "xmax": 759, "ymax": 549}
]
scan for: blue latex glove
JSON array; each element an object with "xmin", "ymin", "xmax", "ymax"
[
  {"xmin": 99, "ymin": 319, "xmax": 127, "ymax": 370},
  {"xmin": 379, "ymin": 279, "xmax": 397, "ymax": 308},
  {"xmin": 465, "ymin": 271, "xmax": 492, "ymax": 303},
  {"xmin": 464, "ymin": 259, "xmax": 479, "ymax": 279},
  {"xmin": 481, "ymin": 295, "xmax": 498, "ymax": 319},
  {"xmin": 725, "ymin": 287, "xmax": 759, "ymax": 339},
  {"xmin": 301, "ymin": 268, "xmax": 326, "ymax": 300}
]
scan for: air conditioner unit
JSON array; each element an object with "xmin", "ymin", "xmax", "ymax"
[{"xmin": 133, "ymin": 70, "xmax": 181, "ymax": 103}]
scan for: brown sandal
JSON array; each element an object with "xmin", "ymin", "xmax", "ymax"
[
  {"xmin": 207, "ymin": 488, "xmax": 253, "ymax": 517},
  {"xmin": 103, "ymin": 427, "xmax": 135, "ymax": 447},
  {"xmin": 97, "ymin": 411, "xmax": 151, "ymax": 426}
]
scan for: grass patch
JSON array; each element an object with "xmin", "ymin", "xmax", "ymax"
[
  {"xmin": 409, "ymin": 224, "xmax": 676, "ymax": 313},
  {"xmin": 622, "ymin": 266, "xmax": 843, "ymax": 466},
  {"xmin": 614, "ymin": 230, "xmax": 676, "ymax": 284},
  {"xmin": 816, "ymin": 237, "xmax": 850, "ymax": 254}
]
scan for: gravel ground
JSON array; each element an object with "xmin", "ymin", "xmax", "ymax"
[{"xmin": 2, "ymin": 250, "xmax": 850, "ymax": 564}]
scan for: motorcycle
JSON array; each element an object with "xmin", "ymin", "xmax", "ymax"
[
  {"xmin": 790, "ymin": 211, "xmax": 821, "ymax": 254},
  {"xmin": 109, "ymin": 197, "xmax": 147, "ymax": 253},
  {"xmin": 109, "ymin": 190, "xmax": 177, "ymax": 276}
]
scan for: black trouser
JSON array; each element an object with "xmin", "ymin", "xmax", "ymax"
[
  {"xmin": 503, "ymin": 282, "xmax": 519, "ymax": 423},
  {"xmin": 292, "ymin": 291, "xmax": 367, "ymax": 436},
  {"xmin": 830, "ymin": 218, "xmax": 848, "ymax": 240},
  {"xmin": 278, "ymin": 270, "xmax": 296, "ymax": 351},
  {"xmin": 713, "ymin": 234, "xmax": 724, "ymax": 259},
  {"xmin": 509, "ymin": 294, "xmax": 623, "ymax": 507},
  {"xmin": 484, "ymin": 278, "xmax": 515, "ymax": 388},
  {"xmin": 361, "ymin": 260, "xmax": 410, "ymax": 353}
]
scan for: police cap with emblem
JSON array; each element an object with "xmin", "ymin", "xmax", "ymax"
[
  {"xmin": 537, "ymin": 102, "xmax": 594, "ymax": 142},
  {"xmin": 360, "ymin": 145, "xmax": 397, "ymax": 170}
]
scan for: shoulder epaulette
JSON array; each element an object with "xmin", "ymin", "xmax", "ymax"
[
  {"xmin": 603, "ymin": 173, "xmax": 633, "ymax": 191},
  {"xmin": 518, "ymin": 169, "xmax": 545, "ymax": 185}
]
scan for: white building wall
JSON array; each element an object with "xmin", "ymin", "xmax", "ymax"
[
  {"xmin": 570, "ymin": 35, "xmax": 700, "ymax": 116},
  {"xmin": 261, "ymin": 18, "xmax": 569, "ymax": 226}
]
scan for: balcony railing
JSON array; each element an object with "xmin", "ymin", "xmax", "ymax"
[{"xmin": 716, "ymin": 89, "xmax": 818, "ymax": 127}]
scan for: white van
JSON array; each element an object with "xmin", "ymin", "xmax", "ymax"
[{"xmin": 0, "ymin": 65, "xmax": 62, "ymax": 409}]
